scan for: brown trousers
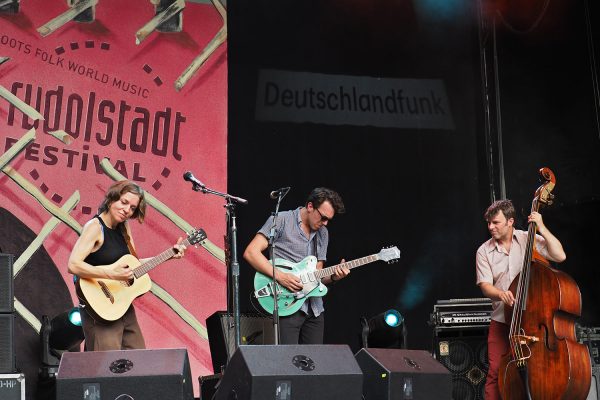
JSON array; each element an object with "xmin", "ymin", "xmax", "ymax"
[{"xmin": 81, "ymin": 305, "xmax": 146, "ymax": 351}]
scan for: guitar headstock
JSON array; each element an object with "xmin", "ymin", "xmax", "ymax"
[
  {"xmin": 378, "ymin": 246, "xmax": 401, "ymax": 263},
  {"xmin": 187, "ymin": 228, "xmax": 207, "ymax": 245},
  {"xmin": 534, "ymin": 167, "xmax": 556, "ymax": 208}
]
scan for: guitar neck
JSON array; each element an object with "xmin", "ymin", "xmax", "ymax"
[
  {"xmin": 133, "ymin": 238, "xmax": 191, "ymax": 278},
  {"xmin": 314, "ymin": 254, "xmax": 379, "ymax": 279}
]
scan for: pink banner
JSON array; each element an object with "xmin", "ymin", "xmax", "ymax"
[{"xmin": 1, "ymin": 0, "xmax": 227, "ymax": 394}]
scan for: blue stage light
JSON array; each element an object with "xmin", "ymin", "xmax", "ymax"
[
  {"xmin": 40, "ymin": 307, "xmax": 86, "ymax": 379},
  {"xmin": 68, "ymin": 307, "xmax": 82, "ymax": 326},
  {"xmin": 47, "ymin": 308, "xmax": 85, "ymax": 354},
  {"xmin": 384, "ymin": 309, "xmax": 402, "ymax": 327},
  {"xmin": 361, "ymin": 309, "xmax": 408, "ymax": 349},
  {"xmin": 414, "ymin": 0, "xmax": 470, "ymax": 22}
]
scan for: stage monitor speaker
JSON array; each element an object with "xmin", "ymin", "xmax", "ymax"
[
  {"xmin": 0, "ymin": 313, "xmax": 16, "ymax": 373},
  {"xmin": 207, "ymin": 311, "xmax": 275, "ymax": 373},
  {"xmin": 0, "ymin": 253, "xmax": 14, "ymax": 313},
  {"xmin": 56, "ymin": 348, "xmax": 193, "ymax": 400},
  {"xmin": 355, "ymin": 348, "xmax": 452, "ymax": 400},
  {"xmin": 433, "ymin": 326, "xmax": 489, "ymax": 400},
  {"xmin": 215, "ymin": 344, "xmax": 363, "ymax": 400}
]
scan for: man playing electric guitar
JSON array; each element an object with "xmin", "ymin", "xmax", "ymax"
[{"xmin": 243, "ymin": 187, "xmax": 349, "ymax": 345}]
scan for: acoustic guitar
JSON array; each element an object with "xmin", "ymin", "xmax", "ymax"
[{"xmin": 76, "ymin": 228, "xmax": 206, "ymax": 322}]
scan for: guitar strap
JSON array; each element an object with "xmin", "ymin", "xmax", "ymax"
[{"xmin": 119, "ymin": 222, "xmax": 139, "ymax": 258}]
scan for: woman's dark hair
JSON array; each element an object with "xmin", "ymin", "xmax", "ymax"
[
  {"xmin": 306, "ymin": 187, "xmax": 345, "ymax": 214},
  {"xmin": 98, "ymin": 180, "xmax": 146, "ymax": 223}
]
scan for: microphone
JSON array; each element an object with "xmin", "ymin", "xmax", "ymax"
[
  {"xmin": 270, "ymin": 187, "xmax": 290, "ymax": 199},
  {"xmin": 183, "ymin": 171, "xmax": 206, "ymax": 188}
]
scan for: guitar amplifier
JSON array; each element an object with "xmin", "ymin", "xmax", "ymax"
[
  {"xmin": 430, "ymin": 298, "xmax": 492, "ymax": 328},
  {"xmin": 431, "ymin": 299, "xmax": 491, "ymax": 400},
  {"xmin": 577, "ymin": 325, "xmax": 600, "ymax": 366}
]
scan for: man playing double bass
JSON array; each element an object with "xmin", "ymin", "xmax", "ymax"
[{"xmin": 475, "ymin": 199, "xmax": 566, "ymax": 400}]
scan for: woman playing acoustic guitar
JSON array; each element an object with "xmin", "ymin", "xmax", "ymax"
[{"xmin": 68, "ymin": 180, "xmax": 186, "ymax": 351}]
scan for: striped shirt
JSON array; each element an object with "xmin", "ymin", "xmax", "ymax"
[{"xmin": 258, "ymin": 207, "xmax": 329, "ymax": 316}]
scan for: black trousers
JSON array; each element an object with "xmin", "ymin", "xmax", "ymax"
[{"xmin": 279, "ymin": 309, "xmax": 324, "ymax": 344}]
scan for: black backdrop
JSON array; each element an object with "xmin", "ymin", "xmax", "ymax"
[{"xmin": 226, "ymin": 0, "xmax": 600, "ymax": 352}]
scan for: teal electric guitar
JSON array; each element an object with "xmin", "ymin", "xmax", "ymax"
[{"xmin": 254, "ymin": 246, "xmax": 401, "ymax": 316}]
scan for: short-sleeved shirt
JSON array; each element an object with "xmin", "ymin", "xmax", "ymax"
[
  {"xmin": 475, "ymin": 229, "xmax": 550, "ymax": 323},
  {"xmin": 258, "ymin": 207, "xmax": 329, "ymax": 316}
]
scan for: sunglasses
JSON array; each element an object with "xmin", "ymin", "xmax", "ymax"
[{"xmin": 315, "ymin": 207, "xmax": 331, "ymax": 222}]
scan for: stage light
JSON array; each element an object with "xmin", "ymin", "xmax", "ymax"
[
  {"xmin": 67, "ymin": 308, "xmax": 82, "ymax": 326},
  {"xmin": 361, "ymin": 309, "xmax": 408, "ymax": 349},
  {"xmin": 414, "ymin": 0, "xmax": 470, "ymax": 22},
  {"xmin": 37, "ymin": 308, "xmax": 84, "ymax": 400},
  {"xmin": 384, "ymin": 309, "xmax": 401, "ymax": 327},
  {"xmin": 39, "ymin": 307, "xmax": 85, "ymax": 376},
  {"xmin": 48, "ymin": 308, "xmax": 85, "ymax": 352}
]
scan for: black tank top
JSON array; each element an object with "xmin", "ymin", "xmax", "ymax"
[{"xmin": 84, "ymin": 216, "xmax": 130, "ymax": 266}]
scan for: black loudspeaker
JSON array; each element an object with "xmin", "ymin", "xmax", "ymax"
[
  {"xmin": 215, "ymin": 344, "xmax": 363, "ymax": 400},
  {"xmin": 0, "ymin": 254, "xmax": 14, "ymax": 313},
  {"xmin": 199, "ymin": 373, "xmax": 222, "ymax": 400},
  {"xmin": 207, "ymin": 311, "xmax": 275, "ymax": 373},
  {"xmin": 355, "ymin": 348, "xmax": 452, "ymax": 400},
  {"xmin": 433, "ymin": 327, "xmax": 489, "ymax": 400},
  {"xmin": 56, "ymin": 348, "xmax": 194, "ymax": 400},
  {"xmin": 0, "ymin": 313, "xmax": 16, "ymax": 373}
]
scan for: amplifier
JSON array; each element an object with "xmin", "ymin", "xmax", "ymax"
[
  {"xmin": 438, "ymin": 312, "xmax": 491, "ymax": 326},
  {"xmin": 577, "ymin": 325, "xmax": 600, "ymax": 366},
  {"xmin": 432, "ymin": 326, "xmax": 489, "ymax": 400},
  {"xmin": 435, "ymin": 297, "xmax": 491, "ymax": 305},
  {"xmin": 430, "ymin": 298, "xmax": 492, "ymax": 328}
]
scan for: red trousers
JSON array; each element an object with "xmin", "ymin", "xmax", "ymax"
[{"xmin": 485, "ymin": 320, "xmax": 510, "ymax": 400}]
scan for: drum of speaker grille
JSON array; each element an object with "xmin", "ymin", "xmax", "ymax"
[{"xmin": 440, "ymin": 340, "xmax": 474, "ymax": 373}]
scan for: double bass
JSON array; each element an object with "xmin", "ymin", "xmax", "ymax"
[{"xmin": 499, "ymin": 167, "xmax": 591, "ymax": 399}]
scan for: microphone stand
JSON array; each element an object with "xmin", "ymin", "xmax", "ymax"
[
  {"xmin": 190, "ymin": 182, "xmax": 247, "ymax": 351},
  {"xmin": 268, "ymin": 188, "xmax": 288, "ymax": 345}
]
